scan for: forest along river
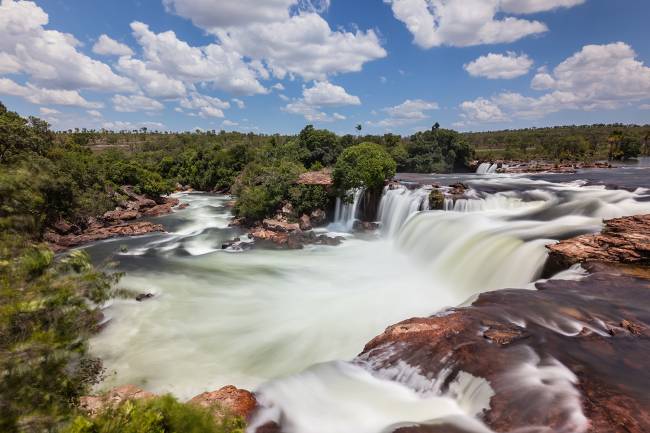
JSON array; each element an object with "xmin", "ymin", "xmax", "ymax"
[{"xmin": 85, "ymin": 162, "xmax": 650, "ymax": 433}]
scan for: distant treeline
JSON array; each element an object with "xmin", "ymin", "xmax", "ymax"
[{"xmin": 462, "ymin": 124, "xmax": 650, "ymax": 160}]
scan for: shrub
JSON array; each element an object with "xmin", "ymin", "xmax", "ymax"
[
  {"xmin": 63, "ymin": 395, "xmax": 245, "ymax": 433},
  {"xmin": 333, "ymin": 142, "xmax": 396, "ymax": 194},
  {"xmin": 288, "ymin": 184, "xmax": 330, "ymax": 216},
  {"xmin": 0, "ymin": 244, "xmax": 120, "ymax": 432}
]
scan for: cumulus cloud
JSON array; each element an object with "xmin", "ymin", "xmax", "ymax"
[
  {"xmin": 499, "ymin": 0, "xmax": 586, "ymax": 14},
  {"xmin": 216, "ymin": 13, "xmax": 386, "ymax": 81},
  {"xmin": 0, "ymin": 0, "xmax": 134, "ymax": 92},
  {"xmin": 130, "ymin": 21, "xmax": 266, "ymax": 95},
  {"xmin": 180, "ymin": 92, "xmax": 230, "ymax": 118},
  {"xmin": 459, "ymin": 42, "xmax": 650, "ymax": 124},
  {"xmin": 92, "ymin": 34, "xmax": 134, "ymax": 56},
  {"xmin": 302, "ymin": 81, "xmax": 361, "ymax": 106},
  {"xmin": 282, "ymin": 81, "xmax": 359, "ymax": 122},
  {"xmin": 464, "ymin": 52, "xmax": 533, "ymax": 79},
  {"xmin": 102, "ymin": 120, "xmax": 166, "ymax": 131},
  {"xmin": 116, "ymin": 56, "xmax": 186, "ymax": 99},
  {"xmin": 112, "ymin": 94, "xmax": 164, "ymax": 112},
  {"xmin": 0, "ymin": 77, "xmax": 102, "ymax": 108},
  {"xmin": 39, "ymin": 107, "xmax": 60, "ymax": 116},
  {"xmin": 232, "ymin": 98, "xmax": 245, "ymax": 109},
  {"xmin": 385, "ymin": 0, "xmax": 583, "ymax": 48},
  {"xmin": 368, "ymin": 99, "xmax": 439, "ymax": 128},
  {"xmin": 163, "ymin": 0, "xmax": 294, "ymax": 29}
]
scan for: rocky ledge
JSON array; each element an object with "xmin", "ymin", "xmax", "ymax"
[
  {"xmin": 359, "ymin": 264, "xmax": 650, "ymax": 433},
  {"xmin": 45, "ymin": 186, "xmax": 186, "ymax": 252},
  {"xmin": 470, "ymin": 159, "xmax": 612, "ymax": 174},
  {"xmin": 81, "ymin": 384, "xmax": 256, "ymax": 422},
  {"xmin": 249, "ymin": 218, "xmax": 343, "ymax": 250},
  {"xmin": 546, "ymin": 214, "xmax": 650, "ymax": 272}
]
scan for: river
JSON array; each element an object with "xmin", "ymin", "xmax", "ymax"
[{"xmin": 85, "ymin": 160, "xmax": 650, "ymax": 433}]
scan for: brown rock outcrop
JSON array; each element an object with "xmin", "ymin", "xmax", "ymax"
[
  {"xmin": 188, "ymin": 385, "xmax": 257, "ymax": 420},
  {"xmin": 547, "ymin": 214, "xmax": 650, "ymax": 270},
  {"xmin": 79, "ymin": 384, "xmax": 155, "ymax": 416},
  {"xmin": 297, "ymin": 169, "xmax": 333, "ymax": 186},
  {"xmin": 360, "ymin": 268, "xmax": 650, "ymax": 433},
  {"xmin": 46, "ymin": 221, "xmax": 165, "ymax": 252},
  {"xmin": 262, "ymin": 219, "xmax": 300, "ymax": 233}
]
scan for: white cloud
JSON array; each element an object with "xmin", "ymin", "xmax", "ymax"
[
  {"xmin": 0, "ymin": 78, "xmax": 102, "ymax": 108},
  {"xmin": 221, "ymin": 119, "xmax": 239, "ymax": 127},
  {"xmin": 163, "ymin": 0, "xmax": 295, "ymax": 29},
  {"xmin": 282, "ymin": 81, "xmax": 359, "ymax": 122},
  {"xmin": 102, "ymin": 120, "xmax": 166, "ymax": 131},
  {"xmin": 385, "ymin": 0, "xmax": 557, "ymax": 48},
  {"xmin": 232, "ymin": 98, "xmax": 245, "ymax": 109},
  {"xmin": 87, "ymin": 109, "xmax": 102, "ymax": 117},
  {"xmin": 499, "ymin": 0, "xmax": 586, "ymax": 14},
  {"xmin": 92, "ymin": 34, "xmax": 134, "ymax": 56},
  {"xmin": 112, "ymin": 94, "xmax": 164, "ymax": 112},
  {"xmin": 271, "ymin": 83, "xmax": 285, "ymax": 91},
  {"xmin": 464, "ymin": 52, "xmax": 533, "ymax": 79},
  {"xmin": 130, "ymin": 21, "xmax": 266, "ymax": 95},
  {"xmin": 39, "ymin": 107, "xmax": 60, "ymax": 116},
  {"xmin": 278, "ymin": 94, "xmax": 289, "ymax": 101},
  {"xmin": 302, "ymin": 81, "xmax": 361, "ymax": 106},
  {"xmin": 116, "ymin": 56, "xmax": 186, "ymax": 99},
  {"xmin": 459, "ymin": 42, "xmax": 650, "ymax": 124},
  {"xmin": 640, "ymin": 104, "xmax": 650, "ymax": 110},
  {"xmin": 369, "ymin": 98, "xmax": 439, "ymax": 128},
  {"xmin": 215, "ymin": 13, "xmax": 387, "ymax": 80},
  {"xmin": 0, "ymin": 0, "xmax": 134, "ymax": 92},
  {"xmin": 180, "ymin": 92, "xmax": 230, "ymax": 118},
  {"xmin": 460, "ymin": 98, "xmax": 508, "ymax": 123}
]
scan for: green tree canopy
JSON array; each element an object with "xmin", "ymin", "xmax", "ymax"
[{"xmin": 333, "ymin": 142, "xmax": 396, "ymax": 193}]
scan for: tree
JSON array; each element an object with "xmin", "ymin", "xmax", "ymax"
[
  {"xmin": 333, "ymin": 142, "xmax": 396, "ymax": 193},
  {"xmin": 355, "ymin": 124, "xmax": 362, "ymax": 135},
  {"xmin": 297, "ymin": 125, "xmax": 341, "ymax": 168}
]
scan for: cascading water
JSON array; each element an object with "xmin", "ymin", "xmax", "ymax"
[
  {"xmin": 85, "ymin": 169, "xmax": 650, "ymax": 433},
  {"xmin": 476, "ymin": 162, "xmax": 498, "ymax": 174},
  {"xmin": 377, "ymin": 186, "xmax": 430, "ymax": 237},
  {"xmin": 330, "ymin": 188, "xmax": 365, "ymax": 232}
]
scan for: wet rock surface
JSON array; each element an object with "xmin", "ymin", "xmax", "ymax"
[
  {"xmin": 547, "ymin": 214, "xmax": 650, "ymax": 270},
  {"xmin": 359, "ymin": 266, "xmax": 650, "ymax": 433},
  {"xmin": 81, "ymin": 384, "xmax": 256, "ymax": 421},
  {"xmin": 45, "ymin": 187, "xmax": 184, "ymax": 251}
]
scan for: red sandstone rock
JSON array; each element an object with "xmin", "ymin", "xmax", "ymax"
[
  {"xmin": 299, "ymin": 214, "xmax": 312, "ymax": 231},
  {"xmin": 359, "ymin": 268, "xmax": 650, "ymax": 433},
  {"xmin": 547, "ymin": 214, "xmax": 650, "ymax": 269},
  {"xmin": 188, "ymin": 385, "xmax": 257, "ymax": 420},
  {"xmin": 297, "ymin": 169, "xmax": 333, "ymax": 186},
  {"xmin": 103, "ymin": 209, "xmax": 139, "ymax": 222},
  {"xmin": 79, "ymin": 385, "xmax": 155, "ymax": 417},
  {"xmin": 262, "ymin": 219, "xmax": 300, "ymax": 233},
  {"xmin": 46, "ymin": 221, "xmax": 165, "ymax": 252}
]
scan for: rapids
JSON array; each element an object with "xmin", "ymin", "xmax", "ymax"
[{"xmin": 85, "ymin": 169, "xmax": 650, "ymax": 433}]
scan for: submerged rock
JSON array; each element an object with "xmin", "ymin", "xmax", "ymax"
[
  {"xmin": 547, "ymin": 214, "xmax": 650, "ymax": 271},
  {"xmin": 360, "ymin": 267, "xmax": 650, "ymax": 433}
]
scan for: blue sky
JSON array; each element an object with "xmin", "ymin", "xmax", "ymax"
[{"xmin": 1, "ymin": 0, "xmax": 649, "ymax": 134}]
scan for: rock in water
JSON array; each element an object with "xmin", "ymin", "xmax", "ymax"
[
  {"xmin": 547, "ymin": 214, "xmax": 650, "ymax": 270},
  {"xmin": 79, "ymin": 385, "xmax": 155, "ymax": 417},
  {"xmin": 359, "ymin": 267, "xmax": 650, "ymax": 433}
]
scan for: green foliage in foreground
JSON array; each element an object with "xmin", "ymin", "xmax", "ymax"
[
  {"xmin": 333, "ymin": 142, "xmax": 397, "ymax": 193},
  {"xmin": 64, "ymin": 395, "xmax": 245, "ymax": 433},
  {"xmin": 0, "ymin": 240, "xmax": 121, "ymax": 433},
  {"xmin": 232, "ymin": 160, "xmax": 305, "ymax": 221}
]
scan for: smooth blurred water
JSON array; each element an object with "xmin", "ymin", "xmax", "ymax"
[{"xmin": 85, "ymin": 173, "xmax": 650, "ymax": 432}]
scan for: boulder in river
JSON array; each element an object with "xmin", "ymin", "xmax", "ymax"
[
  {"xmin": 188, "ymin": 385, "xmax": 257, "ymax": 420},
  {"xmin": 359, "ymin": 266, "xmax": 650, "ymax": 433},
  {"xmin": 546, "ymin": 214, "xmax": 650, "ymax": 272}
]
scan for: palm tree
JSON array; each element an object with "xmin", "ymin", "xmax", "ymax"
[{"xmin": 356, "ymin": 124, "xmax": 362, "ymax": 134}]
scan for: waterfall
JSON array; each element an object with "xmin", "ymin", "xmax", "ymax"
[
  {"xmin": 330, "ymin": 189, "xmax": 365, "ymax": 232},
  {"xmin": 377, "ymin": 186, "xmax": 430, "ymax": 237},
  {"xmin": 476, "ymin": 163, "xmax": 498, "ymax": 174}
]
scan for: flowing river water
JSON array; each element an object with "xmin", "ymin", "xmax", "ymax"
[{"xmin": 85, "ymin": 161, "xmax": 650, "ymax": 433}]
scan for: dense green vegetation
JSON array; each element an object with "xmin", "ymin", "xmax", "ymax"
[
  {"xmin": 333, "ymin": 143, "xmax": 397, "ymax": 194},
  {"xmin": 463, "ymin": 124, "xmax": 649, "ymax": 161},
  {"xmin": 64, "ymin": 395, "xmax": 245, "ymax": 433}
]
